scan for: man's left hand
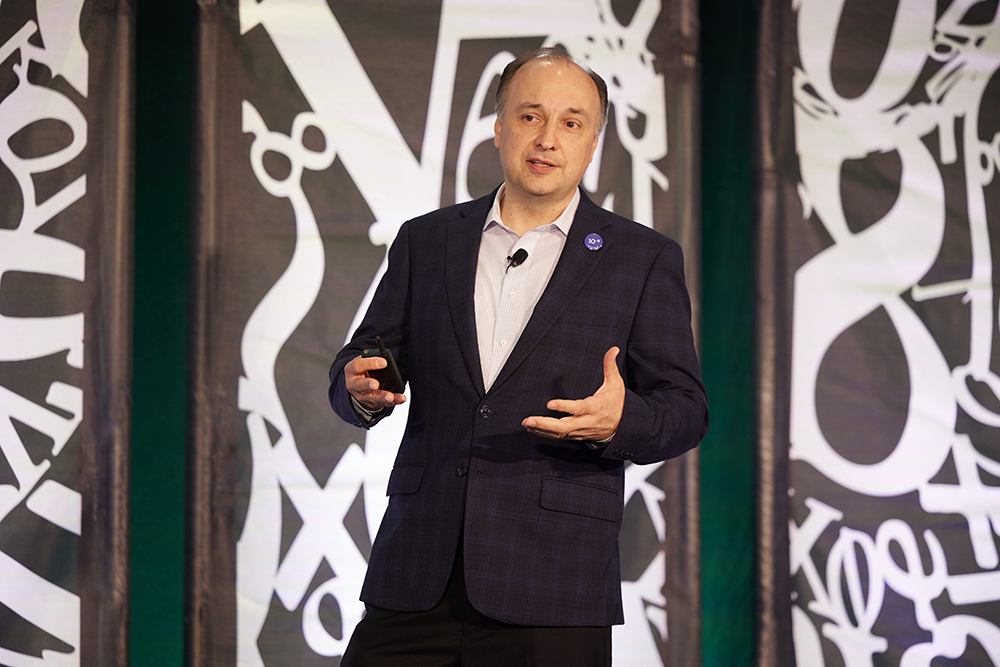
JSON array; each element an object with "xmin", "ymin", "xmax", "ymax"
[{"xmin": 522, "ymin": 347, "xmax": 624, "ymax": 442}]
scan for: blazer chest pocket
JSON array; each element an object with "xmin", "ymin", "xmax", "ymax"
[
  {"xmin": 540, "ymin": 477, "xmax": 622, "ymax": 523},
  {"xmin": 386, "ymin": 463, "xmax": 425, "ymax": 496}
]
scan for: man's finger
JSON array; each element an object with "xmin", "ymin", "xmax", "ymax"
[
  {"xmin": 523, "ymin": 415, "xmax": 575, "ymax": 436},
  {"xmin": 378, "ymin": 390, "xmax": 406, "ymax": 406},
  {"xmin": 545, "ymin": 398, "xmax": 584, "ymax": 415},
  {"xmin": 602, "ymin": 347, "xmax": 622, "ymax": 383},
  {"xmin": 348, "ymin": 355, "xmax": 387, "ymax": 375},
  {"xmin": 363, "ymin": 387, "xmax": 406, "ymax": 407}
]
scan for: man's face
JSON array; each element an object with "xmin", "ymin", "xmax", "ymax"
[{"xmin": 494, "ymin": 58, "xmax": 602, "ymax": 208}]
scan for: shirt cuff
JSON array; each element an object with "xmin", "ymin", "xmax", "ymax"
[
  {"xmin": 586, "ymin": 433, "xmax": 615, "ymax": 449},
  {"xmin": 351, "ymin": 395, "xmax": 385, "ymax": 422}
]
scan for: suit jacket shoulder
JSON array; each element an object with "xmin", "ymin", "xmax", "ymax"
[{"xmin": 399, "ymin": 189, "xmax": 496, "ymax": 232}]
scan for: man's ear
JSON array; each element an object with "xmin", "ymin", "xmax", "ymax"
[{"xmin": 494, "ymin": 117, "xmax": 502, "ymax": 148}]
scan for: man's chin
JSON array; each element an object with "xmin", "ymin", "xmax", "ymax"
[{"xmin": 518, "ymin": 179, "xmax": 563, "ymax": 198}]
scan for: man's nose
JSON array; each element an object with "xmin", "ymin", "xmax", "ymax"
[{"xmin": 535, "ymin": 122, "xmax": 557, "ymax": 150}]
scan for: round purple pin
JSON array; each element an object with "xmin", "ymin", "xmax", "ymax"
[{"xmin": 584, "ymin": 233, "xmax": 603, "ymax": 250}]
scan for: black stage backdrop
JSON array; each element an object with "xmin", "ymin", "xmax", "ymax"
[
  {"xmin": 0, "ymin": 1, "xmax": 133, "ymax": 666},
  {"xmin": 757, "ymin": 1, "xmax": 1000, "ymax": 665},
  {"xmin": 188, "ymin": 1, "xmax": 703, "ymax": 665}
]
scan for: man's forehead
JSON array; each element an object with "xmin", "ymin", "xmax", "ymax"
[
  {"xmin": 508, "ymin": 59, "xmax": 600, "ymax": 109},
  {"xmin": 513, "ymin": 57, "xmax": 591, "ymax": 85}
]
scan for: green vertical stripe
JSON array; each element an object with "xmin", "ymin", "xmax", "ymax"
[
  {"xmin": 700, "ymin": 0, "xmax": 758, "ymax": 665},
  {"xmin": 132, "ymin": 3, "xmax": 193, "ymax": 665}
]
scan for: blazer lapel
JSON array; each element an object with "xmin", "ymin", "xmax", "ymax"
[
  {"xmin": 445, "ymin": 192, "xmax": 495, "ymax": 397},
  {"xmin": 489, "ymin": 193, "xmax": 614, "ymax": 392}
]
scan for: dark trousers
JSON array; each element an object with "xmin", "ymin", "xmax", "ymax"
[{"xmin": 341, "ymin": 543, "xmax": 611, "ymax": 667}]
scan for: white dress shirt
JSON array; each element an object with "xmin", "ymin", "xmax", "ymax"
[{"xmin": 475, "ymin": 184, "xmax": 580, "ymax": 390}]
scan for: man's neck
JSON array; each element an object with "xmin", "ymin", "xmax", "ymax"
[{"xmin": 499, "ymin": 189, "xmax": 576, "ymax": 237}]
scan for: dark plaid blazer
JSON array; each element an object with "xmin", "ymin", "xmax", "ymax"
[{"xmin": 329, "ymin": 188, "xmax": 708, "ymax": 627}]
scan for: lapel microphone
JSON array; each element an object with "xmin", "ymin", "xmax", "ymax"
[{"xmin": 506, "ymin": 248, "xmax": 528, "ymax": 272}]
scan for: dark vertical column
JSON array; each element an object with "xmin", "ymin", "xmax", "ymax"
[
  {"xmin": 699, "ymin": 0, "xmax": 758, "ymax": 665},
  {"xmin": 132, "ymin": 2, "xmax": 194, "ymax": 665},
  {"xmin": 81, "ymin": 3, "xmax": 135, "ymax": 665},
  {"xmin": 752, "ymin": 1, "xmax": 792, "ymax": 664}
]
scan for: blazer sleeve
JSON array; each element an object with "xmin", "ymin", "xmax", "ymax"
[
  {"xmin": 601, "ymin": 239, "xmax": 709, "ymax": 464},
  {"xmin": 328, "ymin": 222, "xmax": 412, "ymax": 429}
]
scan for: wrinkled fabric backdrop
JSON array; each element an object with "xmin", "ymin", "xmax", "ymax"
[
  {"xmin": 757, "ymin": 1, "xmax": 1000, "ymax": 666},
  {"xmin": 0, "ymin": 1, "xmax": 132, "ymax": 666}
]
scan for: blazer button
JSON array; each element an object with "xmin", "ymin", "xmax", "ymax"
[
  {"xmin": 456, "ymin": 465, "xmax": 468, "ymax": 477},
  {"xmin": 479, "ymin": 405, "xmax": 492, "ymax": 419}
]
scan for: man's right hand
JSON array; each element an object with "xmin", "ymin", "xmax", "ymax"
[{"xmin": 345, "ymin": 355, "xmax": 407, "ymax": 412}]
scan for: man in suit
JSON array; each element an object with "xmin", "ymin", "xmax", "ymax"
[{"xmin": 329, "ymin": 46, "xmax": 708, "ymax": 666}]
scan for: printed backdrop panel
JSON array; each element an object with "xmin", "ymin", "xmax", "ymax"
[
  {"xmin": 190, "ymin": 0, "xmax": 702, "ymax": 665},
  {"xmin": 757, "ymin": 0, "xmax": 1000, "ymax": 665},
  {"xmin": 0, "ymin": 1, "xmax": 132, "ymax": 666}
]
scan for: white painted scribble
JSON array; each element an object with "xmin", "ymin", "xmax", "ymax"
[
  {"xmin": 789, "ymin": 0, "xmax": 1000, "ymax": 663},
  {"xmin": 0, "ymin": 1, "xmax": 89, "ymax": 664}
]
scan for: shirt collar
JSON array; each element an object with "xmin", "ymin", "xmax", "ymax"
[{"xmin": 484, "ymin": 184, "xmax": 581, "ymax": 236}]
